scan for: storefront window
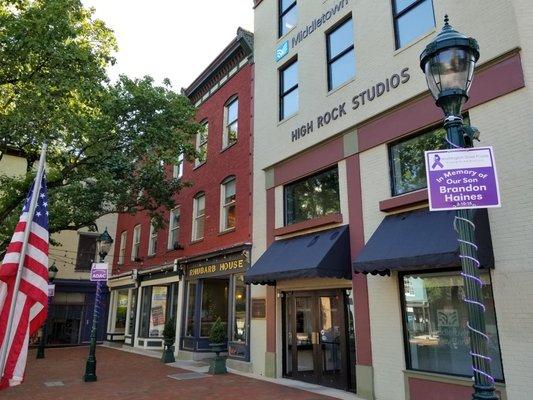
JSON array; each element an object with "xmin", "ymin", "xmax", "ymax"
[
  {"xmin": 114, "ymin": 289, "xmax": 129, "ymax": 333},
  {"xmin": 185, "ymin": 282, "xmax": 196, "ymax": 337},
  {"xmin": 389, "ymin": 119, "xmax": 471, "ymax": 196},
  {"xmin": 401, "ymin": 271, "xmax": 504, "ymax": 381},
  {"xmin": 200, "ymin": 279, "xmax": 229, "ymax": 337},
  {"xmin": 139, "ymin": 285, "xmax": 175, "ymax": 338},
  {"xmin": 284, "ymin": 166, "xmax": 340, "ymax": 225},
  {"xmin": 233, "ymin": 274, "xmax": 247, "ymax": 342},
  {"xmin": 389, "ymin": 126, "xmax": 446, "ymax": 196}
]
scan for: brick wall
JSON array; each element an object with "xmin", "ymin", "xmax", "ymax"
[{"xmin": 112, "ymin": 64, "xmax": 253, "ymax": 274}]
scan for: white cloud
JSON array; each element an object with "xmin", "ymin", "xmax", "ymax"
[{"xmin": 83, "ymin": 0, "xmax": 254, "ymax": 89}]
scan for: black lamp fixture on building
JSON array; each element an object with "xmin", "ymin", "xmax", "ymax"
[
  {"xmin": 420, "ymin": 16, "xmax": 498, "ymax": 400},
  {"xmin": 36, "ymin": 262, "xmax": 58, "ymax": 359},
  {"xmin": 83, "ymin": 228, "xmax": 113, "ymax": 382}
]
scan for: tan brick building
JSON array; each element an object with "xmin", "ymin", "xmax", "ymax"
[{"xmin": 246, "ymin": 0, "xmax": 533, "ymax": 399}]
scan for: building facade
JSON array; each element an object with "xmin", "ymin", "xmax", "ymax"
[
  {"xmin": 0, "ymin": 148, "xmax": 114, "ymax": 346},
  {"xmin": 106, "ymin": 29, "xmax": 254, "ymax": 367},
  {"xmin": 248, "ymin": 0, "xmax": 533, "ymax": 399}
]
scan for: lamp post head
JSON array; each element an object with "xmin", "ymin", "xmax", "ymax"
[
  {"xmin": 420, "ymin": 15, "xmax": 480, "ymax": 117},
  {"xmin": 97, "ymin": 227, "xmax": 114, "ymax": 261},
  {"xmin": 48, "ymin": 261, "xmax": 58, "ymax": 283}
]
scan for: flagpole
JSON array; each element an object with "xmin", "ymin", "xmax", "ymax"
[{"xmin": 0, "ymin": 143, "xmax": 47, "ymax": 379}]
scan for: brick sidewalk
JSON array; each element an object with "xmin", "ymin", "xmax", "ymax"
[{"xmin": 2, "ymin": 346, "xmax": 337, "ymax": 400}]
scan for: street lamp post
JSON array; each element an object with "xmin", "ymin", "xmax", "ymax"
[
  {"xmin": 83, "ymin": 228, "xmax": 113, "ymax": 382},
  {"xmin": 36, "ymin": 262, "xmax": 58, "ymax": 359},
  {"xmin": 420, "ymin": 16, "xmax": 498, "ymax": 400}
]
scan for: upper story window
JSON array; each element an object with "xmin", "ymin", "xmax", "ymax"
[
  {"xmin": 400, "ymin": 270, "xmax": 504, "ymax": 381},
  {"xmin": 280, "ymin": 59, "xmax": 298, "ymax": 121},
  {"xmin": 389, "ymin": 117, "xmax": 469, "ymax": 196},
  {"xmin": 192, "ymin": 192, "xmax": 206, "ymax": 241},
  {"xmin": 223, "ymin": 98, "xmax": 238, "ymax": 149},
  {"xmin": 173, "ymin": 152, "xmax": 184, "ymax": 179},
  {"xmin": 168, "ymin": 207, "xmax": 181, "ymax": 250},
  {"xmin": 221, "ymin": 176, "xmax": 236, "ymax": 231},
  {"xmin": 284, "ymin": 166, "xmax": 340, "ymax": 226},
  {"xmin": 279, "ymin": 0, "xmax": 297, "ymax": 37},
  {"xmin": 131, "ymin": 224, "xmax": 141, "ymax": 261},
  {"xmin": 75, "ymin": 233, "xmax": 97, "ymax": 271},
  {"xmin": 118, "ymin": 231, "xmax": 127, "ymax": 265},
  {"xmin": 392, "ymin": 0, "xmax": 435, "ymax": 49},
  {"xmin": 195, "ymin": 121, "xmax": 209, "ymax": 167},
  {"xmin": 148, "ymin": 220, "xmax": 157, "ymax": 256},
  {"xmin": 327, "ymin": 17, "xmax": 355, "ymax": 91}
]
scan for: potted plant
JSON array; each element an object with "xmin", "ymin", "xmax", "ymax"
[
  {"xmin": 208, "ymin": 317, "xmax": 227, "ymax": 374},
  {"xmin": 161, "ymin": 317, "xmax": 176, "ymax": 363}
]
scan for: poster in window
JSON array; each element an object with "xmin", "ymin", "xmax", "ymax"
[{"xmin": 149, "ymin": 286, "xmax": 167, "ymax": 337}]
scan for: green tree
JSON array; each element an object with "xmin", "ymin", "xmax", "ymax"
[{"xmin": 0, "ymin": 0, "xmax": 200, "ymax": 253}]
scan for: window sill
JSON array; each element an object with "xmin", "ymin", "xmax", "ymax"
[
  {"xmin": 403, "ymin": 369, "xmax": 506, "ymax": 387},
  {"xmin": 166, "ymin": 246, "xmax": 183, "ymax": 253},
  {"xmin": 220, "ymin": 141, "xmax": 238, "ymax": 154},
  {"xmin": 326, "ymin": 76, "xmax": 356, "ymax": 97},
  {"xmin": 277, "ymin": 25, "xmax": 298, "ymax": 43},
  {"xmin": 190, "ymin": 238, "xmax": 204, "ymax": 245},
  {"xmin": 393, "ymin": 28, "xmax": 436, "ymax": 57},
  {"xmin": 274, "ymin": 213, "xmax": 343, "ymax": 237},
  {"xmin": 193, "ymin": 161, "xmax": 206, "ymax": 170},
  {"xmin": 277, "ymin": 111, "xmax": 299, "ymax": 127},
  {"xmin": 218, "ymin": 227, "xmax": 236, "ymax": 236},
  {"xmin": 379, "ymin": 189, "xmax": 428, "ymax": 212}
]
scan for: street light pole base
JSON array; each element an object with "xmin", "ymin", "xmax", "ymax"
[
  {"xmin": 83, "ymin": 358, "xmax": 97, "ymax": 382},
  {"xmin": 36, "ymin": 349, "xmax": 45, "ymax": 359},
  {"xmin": 472, "ymin": 384, "xmax": 499, "ymax": 400}
]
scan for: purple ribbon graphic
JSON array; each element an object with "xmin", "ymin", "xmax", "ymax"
[{"xmin": 431, "ymin": 154, "xmax": 444, "ymax": 169}]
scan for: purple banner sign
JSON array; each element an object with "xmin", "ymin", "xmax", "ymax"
[
  {"xmin": 425, "ymin": 147, "xmax": 501, "ymax": 211},
  {"xmin": 90, "ymin": 262, "xmax": 108, "ymax": 282}
]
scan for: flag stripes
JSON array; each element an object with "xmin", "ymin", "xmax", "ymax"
[{"xmin": 0, "ymin": 172, "xmax": 49, "ymax": 389}]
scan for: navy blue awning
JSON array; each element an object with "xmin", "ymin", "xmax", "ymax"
[
  {"xmin": 245, "ymin": 226, "xmax": 351, "ymax": 285},
  {"xmin": 353, "ymin": 209, "xmax": 494, "ymax": 276}
]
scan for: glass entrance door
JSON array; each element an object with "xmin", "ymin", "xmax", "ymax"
[
  {"xmin": 318, "ymin": 294, "xmax": 346, "ymax": 388},
  {"xmin": 284, "ymin": 290, "xmax": 352, "ymax": 391},
  {"xmin": 294, "ymin": 295, "xmax": 316, "ymax": 383}
]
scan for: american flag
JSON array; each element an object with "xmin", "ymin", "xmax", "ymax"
[{"xmin": 0, "ymin": 174, "xmax": 49, "ymax": 389}]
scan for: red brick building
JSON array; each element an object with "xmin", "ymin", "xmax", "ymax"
[{"xmin": 106, "ymin": 29, "xmax": 254, "ymax": 365}]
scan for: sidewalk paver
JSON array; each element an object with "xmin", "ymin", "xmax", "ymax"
[{"xmin": 2, "ymin": 346, "xmax": 339, "ymax": 400}]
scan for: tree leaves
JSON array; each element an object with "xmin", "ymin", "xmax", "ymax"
[{"xmin": 0, "ymin": 0, "xmax": 201, "ymax": 252}]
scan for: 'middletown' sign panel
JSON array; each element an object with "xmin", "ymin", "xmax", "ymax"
[
  {"xmin": 290, "ymin": 68, "xmax": 411, "ymax": 142},
  {"xmin": 276, "ymin": 0, "xmax": 349, "ymax": 62}
]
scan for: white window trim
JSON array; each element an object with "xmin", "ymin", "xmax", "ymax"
[
  {"xmin": 173, "ymin": 153, "xmax": 184, "ymax": 179},
  {"xmin": 195, "ymin": 122, "xmax": 209, "ymax": 167},
  {"xmin": 220, "ymin": 178, "xmax": 236, "ymax": 232},
  {"xmin": 192, "ymin": 194, "xmax": 205, "ymax": 241},
  {"xmin": 118, "ymin": 231, "xmax": 127, "ymax": 265},
  {"xmin": 148, "ymin": 220, "xmax": 157, "ymax": 256},
  {"xmin": 223, "ymin": 97, "xmax": 238, "ymax": 149},
  {"xmin": 167, "ymin": 207, "xmax": 181, "ymax": 250},
  {"xmin": 131, "ymin": 225, "xmax": 141, "ymax": 261}
]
